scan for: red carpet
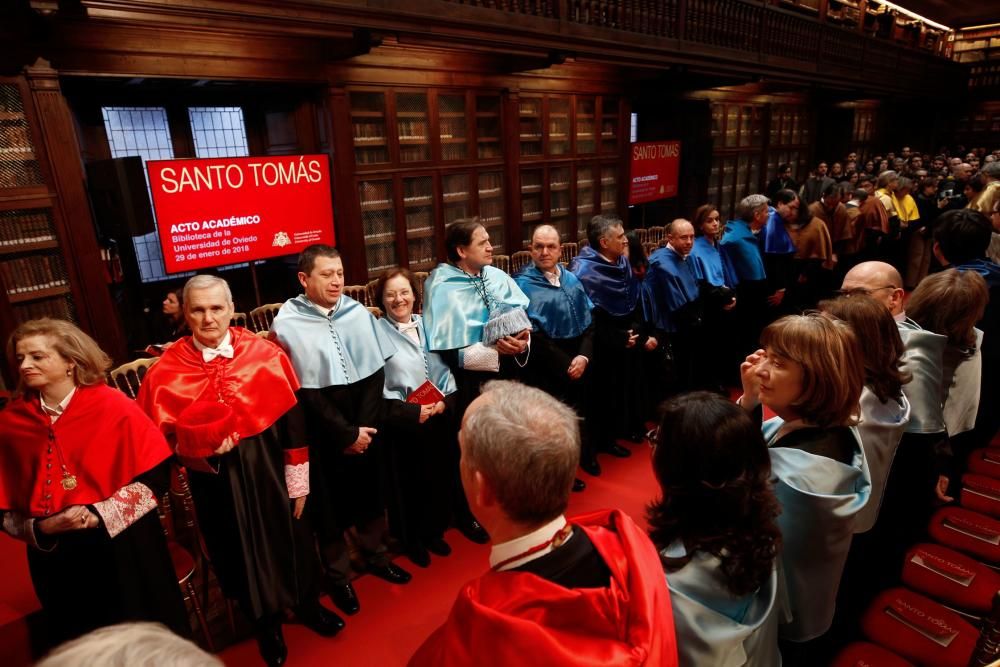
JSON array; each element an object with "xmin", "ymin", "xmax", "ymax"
[{"xmin": 0, "ymin": 440, "xmax": 658, "ymax": 666}]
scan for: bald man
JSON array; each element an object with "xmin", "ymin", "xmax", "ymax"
[
  {"xmin": 840, "ymin": 261, "xmax": 906, "ymax": 320},
  {"xmin": 515, "ymin": 225, "xmax": 598, "ymax": 480},
  {"xmin": 646, "ymin": 220, "xmax": 702, "ymax": 391}
]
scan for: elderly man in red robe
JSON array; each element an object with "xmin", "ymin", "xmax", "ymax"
[{"xmin": 409, "ymin": 380, "xmax": 678, "ymax": 667}]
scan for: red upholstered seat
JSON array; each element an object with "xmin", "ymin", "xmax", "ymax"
[
  {"xmin": 831, "ymin": 641, "xmax": 915, "ymax": 667},
  {"xmin": 901, "ymin": 543, "xmax": 1000, "ymax": 614},
  {"xmin": 861, "ymin": 588, "xmax": 977, "ymax": 667},
  {"xmin": 961, "ymin": 473, "xmax": 1000, "ymax": 519},
  {"xmin": 967, "ymin": 448, "xmax": 1000, "ymax": 480},
  {"xmin": 928, "ymin": 507, "xmax": 1000, "ymax": 563}
]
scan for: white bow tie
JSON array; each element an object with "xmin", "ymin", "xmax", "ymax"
[{"xmin": 202, "ymin": 344, "xmax": 234, "ymax": 362}]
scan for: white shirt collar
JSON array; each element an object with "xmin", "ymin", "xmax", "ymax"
[
  {"xmin": 191, "ymin": 330, "xmax": 232, "ymax": 352},
  {"xmin": 542, "ymin": 264, "xmax": 561, "ymax": 287},
  {"xmin": 894, "ymin": 310, "xmax": 907, "ymax": 323},
  {"xmin": 306, "ymin": 296, "xmax": 341, "ymax": 318},
  {"xmin": 41, "ymin": 386, "xmax": 77, "ymax": 423},
  {"xmin": 489, "ymin": 514, "xmax": 569, "ymax": 571}
]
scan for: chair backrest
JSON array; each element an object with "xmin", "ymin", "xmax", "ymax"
[
  {"xmin": 231, "ymin": 311, "xmax": 248, "ymax": 329},
  {"xmin": 492, "ymin": 254, "xmax": 511, "ymax": 274},
  {"xmin": 647, "ymin": 225, "xmax": 665, "ymax": 243},
  {"xmin": 412, "ymin": 271, "xmax": 429, "ymax": 314},
  {"xmin": 560, "ymin": 242, "xmax": 579, "ymax": 264},
  {"xmin": 366, "ymin": 278, "xmax": 380, "ymax": 307},
  {"xmin": 249, "ymin": 303, "xmax": 282, "ymax": 332},
  {"xmin": 255, "ymin": 330, "xmax": 271, "ymax": 340},
  {"xmin": 367, "ymin": 306, "xmax": 383, "ymax": 319},
  {"xmin": 643, "ymin": 241, "xmax": 659, "ymax": 257},
  {"xmin": 344, "ymin": 284, "xmax": 370, "ymax": 306},
  {"xmin": 632, "ymin": 228, "xmax": 649, "ymax": 244},
  {"xmin": 510, "ymin": 250, "xmax": 532, "ymax": 275},
  {"xmin": 108, "ymin": 357, "xmax": 159, "ymax": 399}
]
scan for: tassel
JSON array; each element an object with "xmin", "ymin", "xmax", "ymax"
[{"xmin": 482, "ymin": 306, "xmax": 533, "ymax": 346}]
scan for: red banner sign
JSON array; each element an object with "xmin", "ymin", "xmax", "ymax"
[
  {"xmin": 148, "ymin": 155, "xmax": 335, "ymax": 274},
  {"xmin": 628, "ymin": 141, "xmax": 681, "ymax": 205}
]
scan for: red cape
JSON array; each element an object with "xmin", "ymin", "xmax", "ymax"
[
  {"xmin": 137, "ymin": 327, "xmax": 299, "ymax": 444},
  {"xmin": 0, "ymin": 383, "xmax": 172, "ymax": 516},
  {"xmin": 409, "ymin": 509, "xmax": 678, "ymax": 667}
]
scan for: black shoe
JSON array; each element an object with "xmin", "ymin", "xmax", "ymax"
[
  {"xmin": 405, "ymin": 544, "xmax": 431, "ymax": 568},
  {"xmin": 572, "ymin": 478, "xmax": 586, "ymax": 492},
  {"xmin": 328, "ymin": 582, "xmax": 360, "ymax": 615},
  {"xmin": 425, "ymin": 537, "xmax": 452, "ymax": 557},
  {"xmin": 369, "ymin": 562, "xmax": 412, "ymax": 584},
  {"xmin": 297, "ymin": 602, "xmax": 345, "ymax": 637},
  {"xmin": 581, "ymin": 457, "xmax": 602, "ymax": 476},
  {"xmin": 601, "ymin": 443, "xmax": 632, "ymax": 458},
  {"xmin": 255, "ymin": 622, "xmax": 287, "ymax": 667},
  {"xmin": 457, "ymin": 518, "xmax": 490, "ymax": 544}
]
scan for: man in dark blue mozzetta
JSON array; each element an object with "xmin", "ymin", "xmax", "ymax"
[{"xmin": 516, "ymin": 224, "xmax": 598, "ymax": 483}]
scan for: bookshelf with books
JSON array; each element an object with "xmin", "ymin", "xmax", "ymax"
[
  {"xmin": 350, "ymin": 91, "xmax": 390, "ymax": 166},
  {"xmin": 576, "ymin": 96, "xmax": 596, "ymax": 155},
  {"xmin": 397, "ymin": 92, "xmax": 430, "ymax": 163},
  {"xmin": 403, "ymin": 175, "xmax": 437, "ymax": 272},
  {"xmin": 438, "ymin": 94, "xmax": 467, "ymax": 161},
  {"xmin": 600, "ymin": 96, "xmax": 620, "ymax": 154},
  {"xmin": 576, "ymin": 165, "xmax": 595, "ymax": 241}
]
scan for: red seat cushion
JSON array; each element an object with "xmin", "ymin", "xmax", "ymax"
[
  {"xmin": 967, "ymin": 448, "xmax": 1000, "ymax": 480},
  {"xmin": 901, "ymin": 543, "xmax": 1000, "ymax": 614},
  {"xmin": 831, "ymin": 642, "xmax": 915, "ymax": 667},
  {"xmin": 928, "ymin": 506, "xmax": 1000, "ymax": 563},
  {"xmin": 861, "ymin": 588, "xmax": 977, "ymax": 667},
  {"xmin": 961, "ymin": 473, "xmax": 1000, "ymax": 519}
]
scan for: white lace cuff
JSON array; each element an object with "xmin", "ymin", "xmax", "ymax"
[
  {"xmin": 93, "ymin": 482, "xmax": 158, "ymax": 539},
  {"xmin": 285, "ymin": 461, "xmax": 310, "ymax": 499}
]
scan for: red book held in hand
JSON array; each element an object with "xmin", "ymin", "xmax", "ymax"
[{"xmin": 407, "ymin": 380, "xmax": 445, "ymax": 405}]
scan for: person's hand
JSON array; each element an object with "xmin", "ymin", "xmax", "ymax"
[
  {"xmin": 418, "ymin": 404, "xmax": 435, "ymax": 424},
  {"xmin": 625, "ymin": 329, "xmax": 638, "ymax": 348},
  {"xmin": 644, "ymin": 336, "xmax": 658, "ymax": 352},
  {"xmin": 37, "ymin": 505, "xmax": 99, "ymax": 535},
  {"xmin": 432, "ymin": 401, "xmax": 447, "ymax": 416},
  {"xmin": 566, "ymin": 356, "xmax": 588, "ymax": 380},
  {"xmin": 293, "ymin": 495, "xmax": 307, "ymax": 519},
  {"xmin": 214, "ymin": 433, "xmax": 240, "ymax": 456},
  {"xmin": 766, "ymin": 289, "xmax": 785, "ymax": 307},
  {"xmin": 739, "ymin": 349, "xmax": 766, "ymax": 411},
  {"xmin": 496, "ymin": 331, "xmax": 529, "ymax": 356},
  {"xmin": 935, "ymin": 475, "xmax": 954, "ymax": 503}
]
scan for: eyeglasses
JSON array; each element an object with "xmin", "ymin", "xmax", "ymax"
[{"xmin": 835, "ymin": 285, "xmax": 899, "ymax": 297}]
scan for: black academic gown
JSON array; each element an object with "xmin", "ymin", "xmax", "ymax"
[
  {"xmin": 186, "ymin": 406, "xmax": 319, "ymax": 624},
  {"xmin": 26, "ymin": 459, "xmax": 188, "ymax": 648},
  {"xmin": 296, "ymin": 370, "xmax": 386, "ymax": 539},
  {"xmin": 590, "ymin": 303, "xmax": 653, "ymax": 446}
]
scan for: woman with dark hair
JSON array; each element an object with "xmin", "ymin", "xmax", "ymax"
[
  {"xmin": 739, "ymin": 314, "xmax": 870, "ymax": 650},
  {"xmin": 375, "ymin": 267, "xmax": 458, "ymax": 567},
  {"xmin": 150, "ymin": 288, "xmax": 188, "ymax": 345},
  {"xmin": 649, "ymin": 391, "xmax": 782, "ymax": 666},
  {"xmin": 625, "ymin": 230, "xmax": 648, "ymax": 281},
  {"xmin": 689, "ymin": 204, "xmax": 739, "ymax": 389}
]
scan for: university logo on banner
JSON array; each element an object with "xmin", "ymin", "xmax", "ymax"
[
  {"xmin": 628, "ymin": 141, "xmax": 681, "ymax": 205},
  {"xmin": 147, "ymin": 155, "xmax": 335, "ymax": 273}
]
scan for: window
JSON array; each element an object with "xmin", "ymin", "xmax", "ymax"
[{"xmin": 102, "ymin": 106, "xmax": 251, "ymax": 282}]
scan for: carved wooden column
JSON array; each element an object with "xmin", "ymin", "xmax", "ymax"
[{"xmin": 24, "ymin": 59, "xmax": 127, "ymax": 362}]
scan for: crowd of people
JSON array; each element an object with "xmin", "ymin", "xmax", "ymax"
[{"xmin": 0, "ymin": 142, "xmax": 998, "ymax": 666}]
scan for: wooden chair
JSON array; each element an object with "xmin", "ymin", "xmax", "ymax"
[
  {"xmin": 231, "ymin": 311, "xmax": 248, "ymax": 329},
  {"xmin": 647, "ymin": 225, "xmax": 665, "ymax": 244},
  {"xmin": 642, "ymin": 241, "xmax": 659, "ymax": 257},
  {"xmin": 560, "ymin": 242, "xmax": 579, "ymax": 264},
  {"xmin": 344, "ymin": 284, "xmax": 370, "ymax": 306},
  {"xmin": 366, "ymin": 278, "xmax": 380, "ymax": 306},
  {"xmin": 249, "ymin": 303, "xmax": 282, "ymax": 332},
  {"xmin": 367, "ymin": 306, "xmax": 383, "ymax": 319},
  {"xmin": 510, "ymin": 250, "xmax": 532, "ymax": 275},
  {"xmin": 255, "ymin": 330, "xmax": 271, "ymax": 340},
  {"xmin": 632, "ymin": 228, "xmax": 649, "ymax": 244},
  {"xmin": 492, "ymin": 254, "xmax": 511, "ymax": 274},
  {"xmin": 107, "ymin": 357, "xmax": 159, "ymax": 398},
  {"xmin": 412, "ymin": 271, "xmax": 429, "ymax": 314}
]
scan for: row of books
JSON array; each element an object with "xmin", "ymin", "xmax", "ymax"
[
  {"xmin": 1, "ymin": 254, "xmax": 68, "ymax": 294},
  {"xmin": 14, "ymin": 295, "xmax": 74, "ymax": 322},
  {"xmin": 0, "ymin": 211, "xmax": 55, "ymax": 246},
  {"xmin": 0, "ymin": 123, "xmax": 34, "ymax": 152}
]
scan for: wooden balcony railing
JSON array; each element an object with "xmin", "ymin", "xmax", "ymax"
[{"xmin": 441, "ymin": 0, "xmax": 964, "ymax": 94}]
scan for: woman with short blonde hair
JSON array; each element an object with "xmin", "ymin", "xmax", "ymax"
[{"xmin": 7, "ymin": 317, "xmax": 111, "ymax": 390}]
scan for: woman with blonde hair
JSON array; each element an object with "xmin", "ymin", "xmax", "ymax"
[
  {"xmin": 739, "ymin": 313, "xmax": 870, "ymax": 655},
  {"xmin": 0, "ymin": 319, "xmax": 187, "ymax": 647}
]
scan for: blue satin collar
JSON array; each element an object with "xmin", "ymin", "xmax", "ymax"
[
  {"xmin": 720, "ymin": 220, "xmax": 767, "ymax": 281},
  {"xmin": 956, "ymin": 258, "xmax": 1000, "ymax": 290},
  {"xmin": 270, "ymin": 294, "xmax": 396, "ymax": 388},
  {"xmin": 514, "ymin": 264, "xmax": 594, "ymax": 340},
  {"xmin": 645, "ymin": 246, "xmax": 700, "ymax": 332},
  {"xmin": 690, "ymin": 236, "xmax": 740, "ymax": 288},
  {"xmin": 763, "ymin": 207, "xmax": 796, "ymax": 255},
  {"xmin": 377, "ymin": 315, "xmax": 457, "ymax": 402},
  {"xmin": 422, "ymin": 263, "xmax": 529, "ymax": 351},
  {"xmin": 568, "ymin": 245, "xmax": 638, "ymax": 318}
]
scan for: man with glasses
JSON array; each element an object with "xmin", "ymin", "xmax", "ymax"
[{"xmin": 839, "ymin": 261, "xmax": 906, "ymax": 320}]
